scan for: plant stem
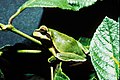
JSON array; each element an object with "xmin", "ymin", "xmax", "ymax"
[
  {"xmin": 0, "ymin": 51, "xmax": 3, "ymax": 56},
  {"xmin": 48, "ymin": 47, "xmax": 57, "ymax": 57},
  {"xmin": 50, "ymin": 66, "xmax": 54, "ymax": 80},
  {"xmin": 8, "ymin": 7, "xmax": 25, "ymax": 24},
  {"xmin": 10, "ymin": 26, "xmax": 42, "ymax": 45},
  {"xmin": 17, "ymin": 50, "xmax": 41, "ymax": 53}
]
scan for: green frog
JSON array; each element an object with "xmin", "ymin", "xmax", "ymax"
[{"xmin": 33, "ymin": 25, "xmax": 86, "ymax": 63}]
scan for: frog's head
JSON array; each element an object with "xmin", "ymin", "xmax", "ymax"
[{"xmin": 33, "ymin": 25, "xmax": 51, "ymax": 41}]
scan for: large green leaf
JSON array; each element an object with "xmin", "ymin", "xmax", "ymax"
[
  {"xmin": 54, "ymin": 62, "xmax": 70, "ymax": 80},
  {"xmin": 89, "ymin": 16, "xmax": 119, "ymax": 80},
  {"xmin": 20, "ymin": 0, "xmax": 97, "ymax": 11},
  {"xmin": 21, "ymin": 0, "xmax": 73, "ymax": 10}
]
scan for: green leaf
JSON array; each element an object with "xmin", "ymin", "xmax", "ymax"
[
  {"xmin": 21, "ymin": 0, "xmax": 97, "ymax": 11},
  {"xmin": 78, "ymin": 37, "xmax": 91, "ymax": 53},
  {"xmin": 67, "ymin": 0, "xmax": 97, "ymax": 10},
  {"xmin": 0, "ymin": 69, "xmax": 4, "ymax": 79},
  {"xmin": 89, "ymin": 73, "xmax": 98, "ymax": 80},
  {"xmin": 21, "ymin": 0, "xmax": 75, "ymax": 10},
  {"xmin": 56, "ymin": 52, "xmax": 86, "ymax": 62},
  {"xmin": 54, "ymin": 62, "xmax": 70, "ymax": 80},
  {"xmin": 89, "ymin": 16, "xmax": 119, "ymax": 80}
]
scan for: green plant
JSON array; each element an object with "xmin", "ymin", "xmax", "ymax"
[{"xmin": 0, "ymin": 0, "xmax": 119, "ymax": 80}]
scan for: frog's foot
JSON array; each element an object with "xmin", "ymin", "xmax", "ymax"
[{"xmin": 67, "ymin": 0, "xmax": 79, "ymax": 6}]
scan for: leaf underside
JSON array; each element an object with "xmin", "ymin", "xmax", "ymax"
[{"xmin": 90, "ymin": 16, "xmax": 119, "ymax": 80}]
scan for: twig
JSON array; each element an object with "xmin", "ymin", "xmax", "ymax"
[
  {"xmin": 17, "ymin": 50, "xmax": 41, "ymax": 53},
  {"xmin": 50, "ymin": 66, "xmax": 54, "ymax": 80},
  {"xmin": 8, "ymin": 7, "xmax": 25, "ymax": 24},
  {"xmin": 0, "ymin": 51, "xmax": 3, "ymax": 56},
  {"xmin": 11, "ymin": 26, "xmax": 42, "ymax": 45}
]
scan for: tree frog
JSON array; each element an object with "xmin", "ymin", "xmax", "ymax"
[{"xmin": 33, "ymin": 25, "xmax": 86, "ymax": 63}]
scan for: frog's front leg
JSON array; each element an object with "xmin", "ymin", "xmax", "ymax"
[{"xmin": 48, "ymin": 47, "xmax": 57, "ymax": 57}]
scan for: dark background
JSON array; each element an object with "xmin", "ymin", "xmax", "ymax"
[{"xmin": 0, "ymin": 0, "xmax": 119, "ymax": 80}]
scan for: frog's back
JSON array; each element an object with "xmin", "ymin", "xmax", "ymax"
[{"xmin": 49, "ymin": 28, "xmax": 86, "ymax": 58}]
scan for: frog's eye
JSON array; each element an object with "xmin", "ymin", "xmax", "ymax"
[
  {"xmin": 35, "ymin": 25, "xmax": 48, "ymax": 35},
  {"xmin": 39, "ymin": 25, "xmax": 48, "ymax": 35}
]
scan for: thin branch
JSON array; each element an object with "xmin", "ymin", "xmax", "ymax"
[
  {"xmin": 17, "ymin": 50, "xmax": 41, "ymax": 53},
  {"xmin": 8, "ymin": 7, "xmax": 25, "ymax": 24},
  {"xmin": 0, "ymin": 51, "xmax": 3, "ymax": 56},
  {"xmin": 50, "ymin": 66, "xmax": 54, "ymax": 80},
  {"xmin": 10, "ymin": 26, "xmax": 42, "ymax": 45}
]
